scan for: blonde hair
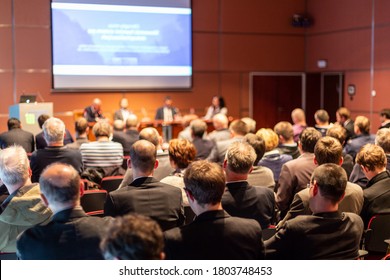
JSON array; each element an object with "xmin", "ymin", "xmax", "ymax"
[{"xmin": 256, "ymin": 128, "xmax": 278, "ymax": 152}]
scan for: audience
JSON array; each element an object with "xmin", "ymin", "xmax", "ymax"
[
  {"xmin": 178, "ymin": 114, "xmax": 198, "ymax": 142},
  {"xmin": 222, "ymin": 142, "xmax": 275, "ymax": 229},
  {"xmin": 104, "ymin": 140, "xmax": 185, "ymax": 231},
  {"xmin": 256, "ymin": 128, "xmax": 293, "ymax": 182},
  {"xmin": 30, "ymin": 117, "xmax": 83, "ymax": 183},
  {"xmin": 314, "ymin": 109, "xmax": 332, "ymax": 137},
  {"xmin": 207, "ymin": 113, "xmax": 231, "ymax": 143},
  {"xmin": 160, "ymin": 139, "xmax": 196, "ymax": 206},
  {"xmin": 190, "ymin": 119, "xmax": 215, "ymax": 160},
  {"xmin": 243, "ymin": 133, "xmax": 275, "ymax": 189},
  {"xmin": 0, "ymin": 118, "xmax": 35, "ymax": 153},
  {"xmin": 0, "ymin": 146, "xmax": 52, "ymax": 253},
  {"xmin": 355, "ymin": 144, "xmax": 390, "ymax": 227},
  {"xmin": 291, "ymin": 108, "xmax": 307, "ymax": 142},
  {"xmin": 100, "ymin": 214, "xmax": 164, "ymax": 260},
  {"xmin": 164, "ymin": 160, "xmax": 265, "ymax": 259},
  {"xmin": 16, "ymin": 163, "xmax": 112, "ymax": 259},
  {"xmin": 66, "ymin": 117, "xmax": 89, "ymax": 149},
  {"xmin": 274, "ymin": 121, "xmax": 300, "ymax": 159},
  {"xmin": 276, "ymin": 127, "xmax": 322, "ymax": 217},
  {"xmin": 278, "ymin": 137, "xmax": 363, "ymax": 227},
  {"xmin": 241, "ymin": 117, "xmax": 257, "ymax": 134},
  {"xmin": 266, "ymin": 163, "xmax": 364, "ymax": 260},
  {"xmin": 36, "ymin": 114, "xmax": 74, "ymax": 150},
  {"xmin": 344, "ymin": 115, "xmax": 375, "ymax": 160}
]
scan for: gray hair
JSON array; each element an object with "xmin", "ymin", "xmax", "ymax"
[
  {"xmin": 43, "ymin": 117, "xmax": 65, "ymax": 144},
  {"xmin": 375, "ymin": 128, "xmax": 390, "ymax": 154},
  {"xmin": 0, "ymin": 146, "xmax": 29, "ymax": 186},
  {"xmin": 225, "ymin": 142, "xmax": 256, "ymax": 174}
]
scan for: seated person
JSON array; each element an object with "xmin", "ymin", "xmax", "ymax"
[
  {"xmin": 274, "ymin": 121, "xmax": 300, "ymax": 159},
  {"xmin": 207, "ymin": 113, "xmax": 231, "ymax": 143},
  {"xmin": 0, "ymin": 146, "xmax": 52, "ymax": 253},
  {"xmin": 266, "ymin": 163, "xmax": 364, "ymax": 260},
  {"xmin": 336, "ymin": 107, "xmax": 355, "ymax": 141},
  {"xmin": 203, "ymin": 96, "xmax": 227, "ymax": 120},
  {"xmin": 66, "ymin": 117, "xmax": 89, "ymax": 149},
  {"xmin": 190, "ymin": 119, "xmax": 215, "ymax": 160},
  {"xmin": 291, "ymin": 108, "xmax": 307, "ymax": 143},
  {"xmin": 16, "ymin": 163, "xmax": 113, "ymax": 259},
  {"xmin": 104, "ymin": 140, "xmax": 185, "ymax": 231},
  {"xmin": 164, "ymin": 160, "xmax": 265, "ymax": 260},
  {"xmin": 314, "ymin": 109, "xmax": 332, "ymax": 137},
  {"xmin": 36, "ymin": 114, "xmax": 73, "ymax": 150},
  {"xmin": 84, "ymin": 98, "xmax": 105, "ymax": 123},
  {"xmin": 222, "ymin": 142, "xmax": 275, "ymax": 229},
  {"xmin": 100, "ymin": 214, "xmax": 164, "ymax": 260},
  {"xmin": 344, "ymin": 115, "xmax": 375, "ymax": 160},
  {"xmin": 0, "ymin": 118, "xmax": 35, "ymax": 153}
]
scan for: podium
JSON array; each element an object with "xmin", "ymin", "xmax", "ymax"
[{"xmin": 9, "ymin": 103, "xmax": 53, "ymax": 135}]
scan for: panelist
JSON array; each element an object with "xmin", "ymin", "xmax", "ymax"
[
  {"xmin": 155, "ymin": 96, "xmax": 180, "ymax": 122},
  {"xmin": 114, "ymin": 97, "xmax": 132, "ymax": 122},
  {"xmin": 84, "ymin": 98, "xmax": 105, "ymax": 123}
]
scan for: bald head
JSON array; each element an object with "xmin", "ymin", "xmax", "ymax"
[
  {"xmin": 291, "ymin": 108, "xmax": 306, "ymax": 124},
  {"xmin": 92, "ymin": 98, "xmax": 102, "ymax": 111},
  {"xmin": 130, "ymin": 140, "xmax": 157, "ymax": 174},
  {"xmin": 126, "ymin": 114, "xmax": 139, "ymax": 129},
  {"xmin": 139, "ymin": 127, "xmax": 160, "ymax": 147},
  {"xmin": 212, "ymin": 113, "xmax": 229, "ymax": 130},
  {"xmin": 39, "ymin": 163, "xmax": 81, "ymax": 204},
  {"xmin": 113, "ymin": 120, "xmax": 125, "ymax": 131}
]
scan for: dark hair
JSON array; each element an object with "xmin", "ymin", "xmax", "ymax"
[
  {"xmin": 100, "ymin": 214, "xmax": 164, "ymax": 260},
  {"xmin": 7, "ymin": 118, "xmax": 21, "ymax": 130},
  {"xmin": 299, "ymin": 127, "xmax": 322, "ymax": 153},
  {"xmin": 314, "ymin": 136, "xmax": 342, "ymax": 165},
  {"xmin": 380, "ymin": 108, "xmax": 390, "ymax": 119},
  {"xmin": 326, "ymin": 125, "xmax": 347, "ymax": 146},
  {"xmin": 218, "ymin": 96, "xmax": 226, "ymax": 108},
  {"xmin": 130, "ymin": 140, "xmax": 157, "ymax": 173},
  {"xmin": 38, "ymin": 114, "xmax": 50, "ymax": 129},
  {"xmin": 75, "ymin": 117, "xmax": 88, "ymax": 135},
  {"xmin": 311, "ymin": 163, "xmax": 347, "ymax": 204},
  {"xmin": 184, "ymin": 160, "xmax": 225, "ymax": 206}
]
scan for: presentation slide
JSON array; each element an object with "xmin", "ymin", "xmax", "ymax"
[{"xmin": 51, "ymin": 0, "xmax": 192, "ymax": 90}]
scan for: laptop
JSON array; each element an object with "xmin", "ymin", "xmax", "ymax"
[{"xmin": 19, "ymin": 95, "xmax": 37, "ymax": 103}]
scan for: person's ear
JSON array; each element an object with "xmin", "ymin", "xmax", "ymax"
[
  {"xmin": 223, "ymin": 159, "xmax": 228, "ymax": 170},
  {"xmin": 154, "ymin": 159, "xmax": 159, "ymax": 170},
  {"xmin": 40, "ymin": 193, "xmax": 49, "ymax": 207},
  {"xmin": 127, "ymin": 158, "xmax": 132, "ymax": 169},
  {"xmin": 339, "ymin": 157, "xmax": 344, "ymax": 166},
  {"xmin": 248, "ymin": 166, "xmax": 254, "ymax": 174},
  {"xmin": 79, "ymin": 181, "xmax": 85, "ymax": 197},
  {"xmin": 312, "ymin": 182, "xmax": 319, "ymax": 196},
  {"xmin": 314, "ymin": 157, "xmax": 318, "ymax": 166}
]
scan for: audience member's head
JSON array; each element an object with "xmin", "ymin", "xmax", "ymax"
[
  {"xmin": 274, "ymin": 121, "xmax": 294, "ymax": 143},
  {"xmin": 43, "ymin": 117, "xmax": 65, "ymax": 145},
  {"xmin": 75, "ymin": 117, "xmax": 89, "ymax": 136},
  {"xmin": 184, "ymin": 160, "xmax": 225, "ymax": 208},
  {"xmin": 336, "ymin": 107, "xmax": 351, "ymax": 124},
  {"xmin": 191, "ymin": 119, "xmax": 207, "ymax": 138},
  {"xmin": 229, "ymin": 120, "xmax": 248, "ymax": 137},
  {"xmin": 92, "ymin": 121, "xmax": 112, "ymax": 138},
  {"xmin": 224, "ymin": 142, "xmax": 256, "ymax": 175},
  {"xmin": 100, "ymin": 214, "xmax": 164, "ymax": 260},
  {"xmin": 39, "ymin": 163, "xmax": 82, "ymax": 212},
  {"xmin": 168, "ymin": 139, "xmax": 196, "ymax": 169},
  {"xmin": 314, "ymin": 109, "xmax": 330, "ymax": 125},
  {"xmin": 379, "ymin": 108, "xmax": 390, "ymax": 120},
  {"xmin": 129, "ymin": 140, "xmax": 157, "ymax": 175},
  {"xmin": 7, "ymin": 118, "xmax": 21, "ymax": 131},
  {"xmin": 139, "ymin": 127, "xmax": 160, "ymax": 148},
  {"xmin": 326, "ymin": 125, "xmax": 347, "ymax": 146},
  {"xmin": 375, "ymin": 128, "xmax": 390, "ymax": 154},
  {"xmin": 314, "ymin": 136, "xmax": 342, "ymax": 165},
  {"xmin": 212, "ymin": 114, "xmax": 229, "ymax": 130},
  {"xmin": 256, "ymin": 128, "xmax": 278, "ymax": 152},
  {"xmin": 38, "ymin": 114, "xmax": 50, "ymax": 129},
  {"xmin": 309, "ymin": 163, "xmax": 347, "ymax": 207},
  {"xmin": 299, "ymin": 127, "xmax": 322, "ymax": 153},
  {"xmin": 125, "ymin": 114, "xmax": 139, "ymax": 130},
  {"xmin": 0, "ymin": 146, "xmax": 30, "ymax": 191},
  {"xmin": 354, "ymin": 116, "xmax": 370, "ymax": 135},
  {"xmin": 241, "ymin": 117, "xmax": 257, "ymax": 133},
  {"xmin": 291, "ymin": 108, "xmax": 306, "ymax": 125},
  {"xmin": 181, "ymin": 114, "xmax": 198, "ymax": 128},
  {"xmin": 113, "ymin": 120, "xmax": 125, "ymax": 131},
  {"xmin": 356, "ymin": 144, "xmax": 387, "ymax": 172},
  {"xmin": 243, "ymin": 133, "xmax": 265, "ymax": 165}
]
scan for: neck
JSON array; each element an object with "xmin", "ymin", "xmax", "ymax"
[
  {"xmin": 225, "ymin": 170, "xmax": 248, "ymax": 183},
  {"xmin": 366, "ymin": 168, "xmax": 387, "ymax": 180},
  {"xmin": 5, "ymin": 181, "xmax": 27, "ymax": 194},
  {"xmin": 132, "ymin": 169, "xmax": 154, "ymax": 179},
  {"xmin": 47, "ymin": 141, "xmax": 63, "ymax": 147},
  {"xmin": 50, "ymin": 201, "xmax": 78, "ymax": 214},
  {"xmin": 97, "ymin": 136, "xmax": 109, "ymax": 141},
  {"xmin": 192, "ymin": 202, "xmax": 223, "ymax": 216},
  {"xmin": 311, "ymin": 201, "xmax": 339, "ymax": 214}
]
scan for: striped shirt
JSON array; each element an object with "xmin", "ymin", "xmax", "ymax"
[{"xmin": 79, "ymin": 141, "xmax": 123, "ymax": 168}]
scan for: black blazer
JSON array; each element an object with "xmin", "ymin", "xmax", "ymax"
[
  {"xmin": 16, "ymin": 208, "xmax": 113, "ymax": 260},
  {"xmin": 0, "ymin": 128, "xmax": 35, "ymax": 153},
  {"xmin": 154, "ymin": 106, "xmax": 179, "ymax": 120},
  {"xmin": 164, "ymin": 210, "xmax": 265, "ymax": 260},
  {"xmin": 222, "ymin": 181, "xmax": 275, "ymax": 229},
  {"xmin": 104, "ymin": 176, "xmax": 185, "ymax": 231}
]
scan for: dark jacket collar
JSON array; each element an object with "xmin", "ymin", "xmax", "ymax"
[
  {"xmin": 226, "ymin": 181, "xmax": 249, "ymax": 188},
  {"xmin": 313, "ymin": 211, "xmax": 342, "ymax": 219},
  {"xmin": 194, "ymin": 209, "xmax": 229, "ymax": 223},
  {"xmin": 130, "ymin": 176, "xmax": 159, "ymax": 187},
  {"xmin": 52, "ymin": 207, "xmax": 87, "ymax": 222},
  {"xmin": 366, "ymin": 170, "xmax": 390, "ymax": 189}
]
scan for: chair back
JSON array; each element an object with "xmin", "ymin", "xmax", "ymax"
[
  {"xmin": 364, "ymin": 213, "xmax": 390, "ymax": 254},
  {"xmin": 101, "ymin": 176, "xmax": 124, "ymax": 193},
  {"xmin": 80, "ymin": 190, "xmax": 107, "ymax": 216}
]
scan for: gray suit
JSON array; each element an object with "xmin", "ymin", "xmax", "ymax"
[{"xmin": 206, "ymin": 136, "xmax": 243, "ymax": 165}]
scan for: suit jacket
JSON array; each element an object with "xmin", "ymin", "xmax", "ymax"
[
  {"xmin": 206, "ymin": 136, "xmax": 243, "ymax": 165},
  {"xmin": 164, "ymin": 210, "xmax": 265, "ymax": 260},
  {"xmin": 222, "ymin": 181, "xmax": 275, "ymax": 229},
  {"xmin": 84, "ymin": 106, "xmax": 104, "ymax": 122},
  {"xmin": 16, "ymin": 208, "xmax": 112, "ymax": 260},
  {"xmin": 112, "ymin": 130, "xmax": 139, "ymax": 155},
  {"xmin": 344, "ymin": 119, "xmax": 356, "ymax": 141},
  {"xmin": 118, "ymin": 151, "xmax": 173, "ymax": 188},
  {"xmin": 192, "ymin": 137, "xmax": 215, "ymax": 160},
  {"xmin": 0, "ymin": 128, "xmax": 35, "ymax": 153},
  {"xmin": 105, "ymin": 176, "xmax": 184, "ymax": 231},
  {"xmin": 278, "ymin": 181, "xmax": 364, "ymax": 228},
  {"xmin": 155, "ymin": 106, "xmax": 179, "ymax": 121},
  {"xmin": 276, "ymin": 153, "xmax": 316, "ymax": 213},
  {"xmin": 66, "ymin": 137, "xmax": 89, "ymax": 149},
  {"xmin": 344, "ymin": 134, "xmax": 375, "ymax": 160},
  {"xmin": 35, "ymin": 129, "xmax": 74, "ymax": 150},
  {"xmin": 30, "ymin": 146, "xmax": 84, "ymax": 183},
  {"xmin": 114, "ymin": 109, "xmax": 132, "ymax": 121},
  {"xmin": 265, "ymin": 212, "xmax": 364, "ymax": 260},
  {"xmin": 247, "ymin": 166, "xmax": 275, "ymax": 189},
  {"xmin": 207, "ymin": 128, "xmax": 231, "ymax": 143},
  {"xmin": 361, "ymin": 170, "xmax": 390, "ymax": 227}
]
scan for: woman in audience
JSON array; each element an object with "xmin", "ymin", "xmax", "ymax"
[
  {"xmin": 160, "ymin": 139, "xmax": 196, "ymax": 206},
  {"xmin": 256, "ymin": 128, "xmax": 292, "ymax": 183},
  {"xmin": 203, "ymin": 96, "xmax": 227, "ymax": 120}
]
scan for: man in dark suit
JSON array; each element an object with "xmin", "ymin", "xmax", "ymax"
[
  {"xmin": 356, "ymin": 143, "xmax": 390, "ymax": 227},
  {"xmin": 104, "ymin": 140, "xmax": 184, "ymax": 231},
  {"xmin": 222, "ymin": 142, "xmax": 275, "ymax": 229},
  {"xmin": 16, "ymin": 163, "xmax": 112, "ymax": 260},
  {"xmin": 155, "ymin": 96, "xmax": 179, "ymax": 121},
  {"xmin": 84, "ymin": 98, "xmax": 105, "ymax": 122},
  {"xmin": 344, "ymin": 115, "xmax": 375, "ymax": 160},
  {"xmin": 35, "ymin": 114, "xmax": 73, "ymax": 150},
  {"xmin": 112, "ymin": 115, "xmax": 139, "ymax": 155},
  {"xmin": 336, "ymin": 107, "xmax": 355, "ymax": 141},
  {"xmin": 30, "ymin": 117, "xmax": 83, "ymax": 183},
  {"xmin": 266, "ymin": 163, "xmax": 364, "ymax": 260},
  {"xmin": 164, "ymin": 160, "xmax": 265, "ymax": 259},
  {"xmin": 190, "ymin": 119, "xmax": 215, "ymax": 160},
  {"xmin": 0, "ymin": 118, "xmax": 35, "ymax": 153}
]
